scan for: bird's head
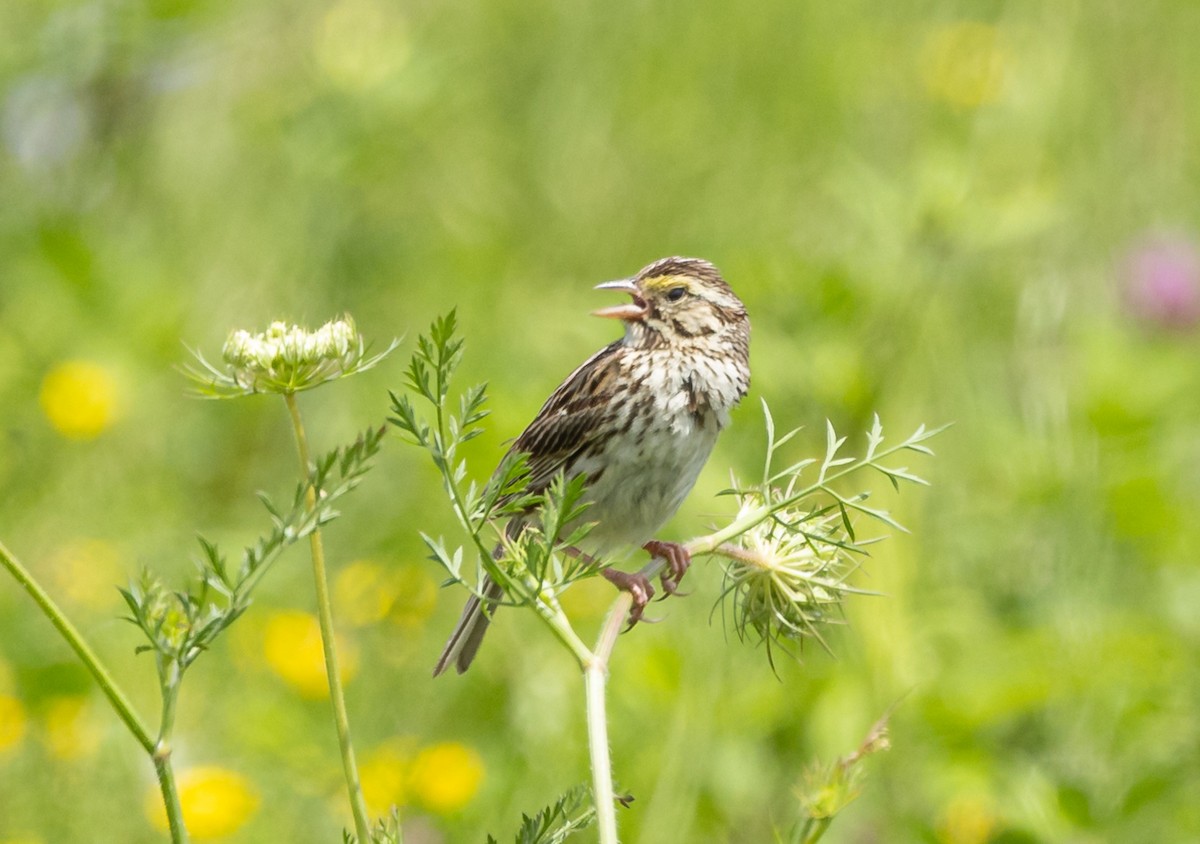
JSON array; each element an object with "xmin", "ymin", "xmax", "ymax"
[{"xmin": 593, "ymin": 257, "xmax": 748, "ymax": 346}]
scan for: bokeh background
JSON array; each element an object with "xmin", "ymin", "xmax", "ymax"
[{"xmin": 2, "ymin": 1, "xmax": 1199, "ymax": 842}]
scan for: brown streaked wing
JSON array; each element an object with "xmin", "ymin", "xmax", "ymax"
[{"xmin": 499, "ymin": 340, "xmax": 625, "ymax": 497}]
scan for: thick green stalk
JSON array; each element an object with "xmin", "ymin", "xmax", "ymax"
[
  {"xmin": 0, "ymin": 539, "xmax": 155, "ymax": 754},
  {"xmin": 285, "ymin": 393, "xmax": 372, "ymax": 843}
]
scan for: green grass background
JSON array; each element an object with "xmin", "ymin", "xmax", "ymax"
[{"xmin": 2, "ymin": 0, "xmax": 1199, "ymax": 841}]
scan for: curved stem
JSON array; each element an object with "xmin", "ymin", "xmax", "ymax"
[
  {"xmin": 0, "ymin": 539, "xmax": 155, "ymax": 754},
  {"xmin": 285, "ymin": 393, "xmax": 372, "ymax": 843},
  {"xmin": 689, "ymin": 439, "xmax": 928, "ymax": 558},
  {"xmin": 429, "ymin": 385, "xmax": 592, "ymax": 667}
]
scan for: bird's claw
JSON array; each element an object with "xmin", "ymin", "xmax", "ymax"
[
  {"xmin": 601, "ymin": 567, "xmax": 654, "ymax": 629},
  {"xmin": 643, "ymin": 540, "xmax": 691, "ymax": 597}
]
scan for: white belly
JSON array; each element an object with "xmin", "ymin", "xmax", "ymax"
[{"xmin": 574, "ymin": 352, "xmax": 738, "ymax": 552}]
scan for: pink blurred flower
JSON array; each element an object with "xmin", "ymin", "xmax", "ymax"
[{"xmin": 1124, "ymin": 233, "xmax": 1200, "ymax": 331}]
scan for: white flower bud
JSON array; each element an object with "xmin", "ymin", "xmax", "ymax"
[{"xmin": 192, "ymin": 314, "xmax": 391, "ymax": 397}]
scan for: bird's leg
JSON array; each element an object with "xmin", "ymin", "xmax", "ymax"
[
  {"xmin": 600, "ymin": 566, "xmax": 655, "ymax": 627},
  {"xmin": 642, "ymin": 540, "xmax": 691, "ymax": 596}
]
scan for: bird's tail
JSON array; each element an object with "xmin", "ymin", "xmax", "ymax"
[{"xmin": 433, "ymin": 575, "xmax": 505, "ymax": 676}]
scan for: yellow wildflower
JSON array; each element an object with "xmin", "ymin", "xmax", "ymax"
[
  {"xmin": 359, "ymin": 737, "xmax": 416, "ymax": 815},
  {"xmin": 262, "ymin": 610, "xmax": 358, "ymax": 699},
  {"xmin": 39, "ymin": 360, "xmax": 119, "ymax": 439},
  {"xmin": 42, "ymin": 695, "xmax": 101, "ymax": 760},
  {"xmin": 47, "ymin": 539, "xmax": 123, "ymax": 611},
  {"xmin": 387, "ymin": 565, "xmax": 438, "ymax": 629},
  {"xmin": 936, "ymin": 793, "xmax": 998, "ymax": 844},
  {"xmin": 409, "ymin": 741, "xmax": 484, "ymax": 814},
  {"xmin": 146, "ymin": 766, "xmax": 259, "ymax": 839},
  {"xmin": 335, "ymin": 560, "xmax": 398, "ymax": 627},
  {"xmin": 0, "ymin": 693, "xmax": 28, "ymax": 752},
  {"xmin": 921, "ymin": 22, "xmax": 1007, "ymax": 108}
]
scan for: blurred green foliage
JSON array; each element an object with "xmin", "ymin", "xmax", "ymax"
[{"xmin": 2, "ymin": 1, "xmax": 1199, "ymax": 842}]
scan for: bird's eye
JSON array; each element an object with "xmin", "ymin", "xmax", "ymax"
[{"xmin": 667, "ymin": 286, "xmax": 686, "ymax": 302}]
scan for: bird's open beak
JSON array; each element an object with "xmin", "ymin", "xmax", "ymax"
[{"xmin": 592, "ymin": 278, "xmax": 648, "ymax": 321}]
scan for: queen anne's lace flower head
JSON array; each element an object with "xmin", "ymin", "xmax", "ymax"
[{"xmin": 186, "ymin": 316, "xmax": 396, "ymax": 397}]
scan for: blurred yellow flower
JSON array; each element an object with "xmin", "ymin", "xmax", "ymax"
[
  {"xmin": 334, "ymin": 559, "xmax": 438, "ymax": 629},
  {"xmin": 936, "ymin": 793, "xmax": 998, "ymax": 844},
  {"xmin": 46, "ymin": 539, "xmax": 123, "ymax": 611},
  {"xmin": 387, "ymin": 565, "xmax": 438, "ymax": 629},
  {"xmin": 0, "ymin": 694, "xmax": 28, "ymax": 752},
  {"xmin": 146, "ymin": 766, "xmax": 259, "ymax": 839},
  {"xmin": 39, "ymin": 360, "xmax": 119, "ymax": 440},
  {"xmin": 41, "ymin": 695, "xmax": 101, "ymax": 760},
  {"xmin": 409, "ymin": 741, "xmax": 484, "ymax": 814},
  {"xmin": 335, "ymin": 560, "xmax": 397, "ymax": 627},
  {"xmin": 359, "ymin": 737, "xmax": 416, "ymax": 814},
  {"xmin": 263, "ymin": 610, "xmax": 358, "ymax": 699},
  {"xmin": 315, "ymin": 0, "xmax": 411, "ymax": 90},
  {"xmin": 921, "ymin": 22, "xmax": 1007, "ymax": 108}
]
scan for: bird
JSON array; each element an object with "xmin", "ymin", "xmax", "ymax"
[{"xmin": 433, "ymin": 256, "xmax": 751, "ymax": 676}]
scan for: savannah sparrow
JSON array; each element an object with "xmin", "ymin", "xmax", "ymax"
[{"xmin": 434, "ymin": 256, "xmax": 751, "ymax": 675}]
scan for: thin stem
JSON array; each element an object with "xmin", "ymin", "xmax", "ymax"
[
  {"xmin": 688, "ymin": 438, "xmax": 928, "ymax": 559},
  {"xmin": 579, "ymin": 539, "xmax": 790, "ymax": 842},
  {"xmin": 154, "ymin": 661, "xmax": 189, "ymax": 844},
  {"xmin": 796, "ymin": 817, "xmax": 831, "ymax": 844},
  {"xmin": 584, "ymin": 661, "xmax": 617, "ymax": 844},
  {"xmin": 535, "ymin": 600, "xmax": 593, "ymax": 666},
  {"xmin": 583, "ymin": 553, "xmax": 672, "ymax": 844},
  {"xmin": 0, "ymin": 538, "xmax": 155, "ymax": 754},
  {"xmin": 429, "ymin": 387, "xmax": 593, "ymax": 667},
  {"xmin": 284, "ymin": 393, "xmax": 372, "ymax": 843},
  {"xmin": 154, "ymin": 753, "xmax": 189, "ymax": 844}
]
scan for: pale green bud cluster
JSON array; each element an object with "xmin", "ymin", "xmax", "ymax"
[
  {"xmin": 222, "ymin": 318, "xmax": 360, "ymax": 385},
  {"xmin": 187, "ymin": 314, "xmax": 396, "ymax": 398}
]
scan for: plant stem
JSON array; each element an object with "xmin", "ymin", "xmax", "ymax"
[
  {"xmin": 579, "ymin": 539, "xmax": 776, "ymax": 842},
  {"xmin": 284, "ymin": 393, "xmax": 373, "ymax": 843},
  {"xmin": 795, "ymin": 817, "xmax": 831, "ymax": 843},
  {"xmin": 582, "ymin": 553, "xmax": 673, "ymax": 844},
  {"xmin": 584, "ymin": 658, "xmax": 617, "ymax": 844},
  {"xmin": 0, "ymin": 539, "xmax": 155, "ymax": 754},
  {"xmin": 154, "ymin": 751, "xmax": 189, "ymax": 844},
  {"xmin": 585, "ymin": 591, "xmax": 633, "ymax": 844},
  {"xmin": 687, "ymin": 437, "xmax": 929, "ymax": 559},
  {"xmin": 427, "ymin": 383, "xmax": 593, "ymax": 667},
  {"xmin": 154, "ymin": 661, "xmax": 189, "ymax": 844}
]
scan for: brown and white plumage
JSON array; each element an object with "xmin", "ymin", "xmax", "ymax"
[{"xmin": 434, "ymin": 257, "xmax": 750, "ymax": 675}]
